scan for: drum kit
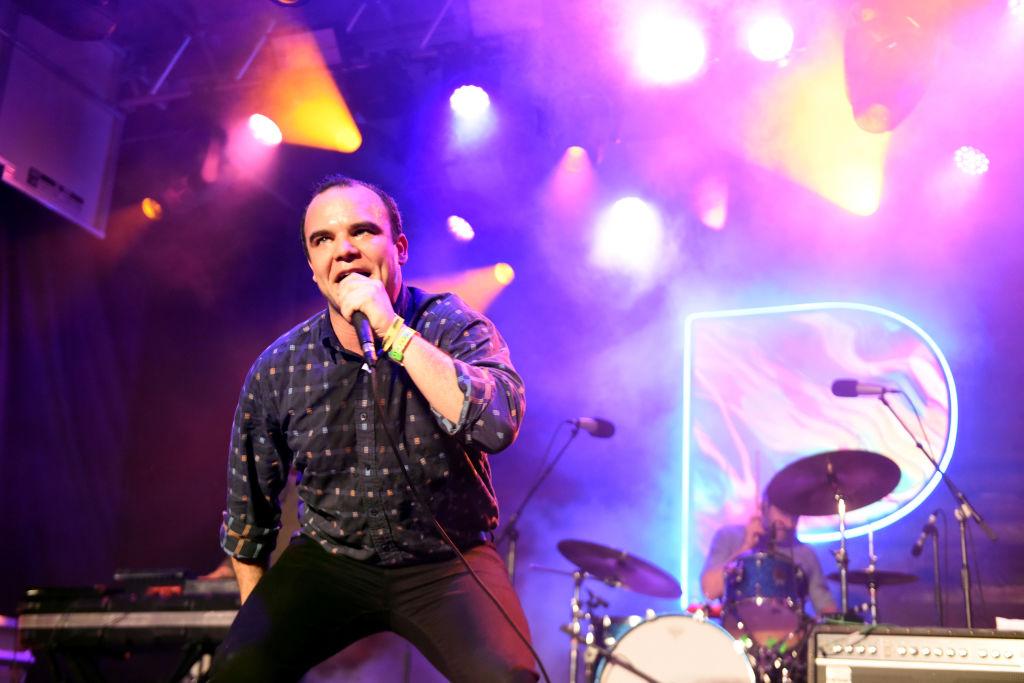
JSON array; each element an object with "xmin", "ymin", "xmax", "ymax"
[{"xmin": 550, "ymin": 448, "xmax": 922, "ymax": 683}]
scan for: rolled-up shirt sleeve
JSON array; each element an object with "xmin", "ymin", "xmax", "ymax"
[
  {"xmin": 431, "ymin": 312, "xmax": 525, "ymax": 454},
  {"xmin": 219, "ymin": 362, "xmax": 290, "ymax": 563}
]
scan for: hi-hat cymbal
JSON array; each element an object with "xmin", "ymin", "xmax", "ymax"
[
  {"xmin": 827, "ymin": 569, "xmax": 919, "ymax": 586},
  {"xmin": 556, "ymin": 539, "xmax": 682, "ymax": 598},
  {"xmin": 766, "ymin": 450, "xmax": 901, "ymax": 516}
]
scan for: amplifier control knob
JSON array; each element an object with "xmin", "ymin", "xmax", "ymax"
[
  {"xmin": 958, "ymin": 649, "xmax": 968, "ymax": 658},
  {"xmin": 979, "ymin": 649, "xmax": 988, "ymax": 658},
  {"xmin": 921, "ymin": 647, "xmax": 930, "ymax": 656},
  {"xmin": 909, "ymin": 647, "xmax": 918, "ymax": 656},
  {"xmin": 992, "ymin": 651, "xmax": 1001, "ymax": 659},
  {"xmin": 897, "ymin": 646, "xmax": 907, "ymax": 656},
  {"xmin": 945, "ymin": 649, "xmax": 955, "ymax": 657},
  {"xmin": 855, "ymin": 646, "xmax": 866, "ymax": 655},
  {"xmin": 868, "ymin": 646, "xmax": 877, "ymax": 655},
  {"xmin": 845, "ymin": 646, "xmax": 854, "ymax": 654},
  {"xmin": 832, "ymin": 645, "xmax": 843, "ymax": 654},
  {"xmin": 1004, "ymin": 652, "xmax": 1013, "ymax": 660}
]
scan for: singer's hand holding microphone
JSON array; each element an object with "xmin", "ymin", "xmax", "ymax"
[{"xmin": 337, "ymin": 273, "xmax": 396, "ymax": 366}]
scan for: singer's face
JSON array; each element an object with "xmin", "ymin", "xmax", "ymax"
[{"xmin": 303, "ymin": 184, "xmax": 408, "ymax": 311}]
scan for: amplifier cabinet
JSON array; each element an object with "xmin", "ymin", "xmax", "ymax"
[{"xmin": 809, "ymin": 623, "xmax": 1024, "ymax": 683}]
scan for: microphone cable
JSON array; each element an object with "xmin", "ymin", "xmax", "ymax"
[{"xmin": 368, "ymin": 359, "xmax": 552, "ymax": 683}]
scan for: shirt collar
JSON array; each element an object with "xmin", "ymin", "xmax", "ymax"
[{"xmin": 317, "ymin": 283, "xmax": 411, "ymax": 355}]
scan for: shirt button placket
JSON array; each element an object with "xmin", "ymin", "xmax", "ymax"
[{"xmin": 358, "ymin": 372, "xmax": 389, "ymax": 557}]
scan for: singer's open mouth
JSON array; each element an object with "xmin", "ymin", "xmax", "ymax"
[{"xmin": 334, "ymin": 270, "xmax": 370, "ymax": 284}]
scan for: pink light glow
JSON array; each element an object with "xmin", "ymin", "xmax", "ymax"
[
  {"xmin": 542, "ymin": 145, "xmax": 596, "ymax": 217},
  {"xmin": 695, "ymin": 176, "xmax": 729, "ymax": 230}
]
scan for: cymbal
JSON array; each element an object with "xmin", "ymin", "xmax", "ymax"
[
  {"xmin": 766, "ymin": 450, "xmax": 901, "ymax": 516},
  {"xmin": 556, "ymin": 539, "xmax": 682, "ymax": 598},
  {"xmin": 827, "ymin": 569, "xmax": 919, "ymax": 586}
]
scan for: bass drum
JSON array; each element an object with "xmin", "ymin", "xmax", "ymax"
[{"xmin": 592, "ymin": 614, "xmax": 754, "ymax": 683}]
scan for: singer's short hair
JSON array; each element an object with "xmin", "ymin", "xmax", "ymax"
[{"xmin": 299, "ymin": 175, "xmax": 404, "ymax": 259}]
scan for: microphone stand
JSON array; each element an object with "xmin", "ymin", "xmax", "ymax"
[
  {"xmin": 498, "ymin": 423, "xmax": 582, "ymax": 585},
  {"xmin": 931, "ymin": 524, "xmax": 944, "ymax": 626},
  {"xmin": 877, "ymin": 392, "xmax": 995, "ymax": 628}
]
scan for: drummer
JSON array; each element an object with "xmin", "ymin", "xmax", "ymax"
[{"xmin": 700, "ymin": 499, "xmax": 837, "ymax": 616}]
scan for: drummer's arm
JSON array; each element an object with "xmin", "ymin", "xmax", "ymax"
[
  {"xmin": 804, "ymin": 550, "xmax": 838, "ymax": 614},
  {"xmin": 700, "ymin": 567, "xmax": 727, "ymax": 600},
  {"xmin": 700, "ymin": 519, "xmax": 763, "ymax": 600}
]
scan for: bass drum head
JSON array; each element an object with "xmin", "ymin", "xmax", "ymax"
[{"xmin": 596, "ymin": 614, "xmax": 754, "ymax": 683}]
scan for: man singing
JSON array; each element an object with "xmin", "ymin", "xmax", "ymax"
[{"xmin": 210, "ymin": 176, "xmax": 538, "ymax": 682}]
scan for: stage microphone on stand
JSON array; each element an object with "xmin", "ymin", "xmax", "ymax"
[
  {"xmin": 831, "ymin": 378, "xmax": 902, "ymax": 397},
  {"xmin": 567, "ymin": 417, "xmax": 615, "ymax": 438},
  {"xmin": 911, "ymin": 510, "xmax": 939, "ymax": 557}
]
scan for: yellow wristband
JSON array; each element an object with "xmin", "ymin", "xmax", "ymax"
[
  {"xmin": 387, "ymin": 325, "xmax": 418, "ymax": 365},
  {"xmin": 382, "ymin": 315, "xmax": 405, "ymax": 351}
]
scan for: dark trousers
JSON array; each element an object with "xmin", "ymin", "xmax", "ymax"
[{"xmin": 209, "ymin": 537, "xmax": 539, "ymax": 683}]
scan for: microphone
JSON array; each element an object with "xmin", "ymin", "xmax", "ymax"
[
  {"xmin": 351, "ymin": 311, "xmax": 378, "ymax": 367},
  {"xmin": 831, "ymin": 378, "xmax": 902, "ymax": 397},
  {"xmin": 568, "ymin": 417, "xmax": 615, "ymax": 438},
  {"xmin": 911, "ymin": 510, "xmax": 939, "ymax": 557}
]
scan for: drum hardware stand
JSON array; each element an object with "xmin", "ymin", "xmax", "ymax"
[
  {"xmin": 877, "ymin": 392, "xmax": 996, "ymax": 627},
  {"xmin": 865, "ymin": 529, "xmax": 878, "ymax": 624},
  {"xmin": 954, "ymin": 506, "xmax": 974, "ymax": 628},
  {"xmin": 498, "ymin": 424, "xmax": 583, "ymax": 584},
  {"xmin": 568, "ymin": 569, "xmax": 584, "ymax": 683},
  {"xmin": 930, "ymin": 522, "xmax": 945, "ymax": 626},
  {"xmin": 830, "ymin": 481, "xmax": 851, "ymax": 617}
]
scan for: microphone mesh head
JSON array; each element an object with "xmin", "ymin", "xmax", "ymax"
[{"xmin": 831, "ymin": 379, "xmax": 859, "ymax": 397}]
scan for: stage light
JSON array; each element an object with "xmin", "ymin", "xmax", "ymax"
[
  {"xmin": 447, "ymin": 215, "xmax": 475, "ymax": 241},
  {"xmin": 449, "ymin": 85, "xmax": 491, "ymax": 121},
  {"xmin": 140, "ymin": 197, "xmax": 163, "ymax": 221},
  {"xmin": 269, "ymin": 0, "xmax": 309, "ymax": 5},
  {"xmin": 843, "ymin": 3, "xmax": 940, "ymax": 133},
  {"xmin": 409, "ymin": 264, "xmax": 515, "ymax": 312},
  {"xmin": 631, "ymin": 12, "xmax": 708, "ymax": 85},
  {"xmin": 745, "ymin": 15, "xmax": 795, "ymax": 62},
  {"xmin": 493, "ymin": 263, "xmax": 515, "ymax": 285},
  {"xmin": 258, "ymin": 30, "xmax": 361, "ymax": 152},
  {"xmin": 954, "ymin": 146, "xmax": 989, "ymax": 175},
  {"xmin": 248, "ymin": 113, "xmax": 282, "ymax": 146},
  {"xmin": 591, "ymin": 197, "xmax": 664, "ymax": 275},
  {"xmin": 695, "ymin": 176, "xmax": 728, "ymax": 230}
]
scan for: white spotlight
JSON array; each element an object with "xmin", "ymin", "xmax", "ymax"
[
  {"xmin": 590, "ymin": 197, "xmax": 664, "ymax": 276},
  {"xmin": 954, "ymin": 146, "xmax": 989, "ymax": 176},
  {"xmin": 631, "ymin": 12, "xmax": 708, "ymax": 85},
  {"xmin": 248, "ymin": 113, "xmax": 282, "ymax": 146},
  {"xmin": 745, "ymin": 15, "xmax": 795, "ymax": 62},
  {"xmin": 449, "ymin": 85, "xmax": 491, "ymax": 121},
  {"xmin": 447, "ymin": 215, "xmax": 475, "ymax": 241}
]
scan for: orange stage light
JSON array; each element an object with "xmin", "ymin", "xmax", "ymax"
[
  {"xmin": 740, "ymin": 21, "xmax": 890, "ymax": 216},
  {"xmin": 408, "ymin": 263, "xmax": 515, "ymax": 314},
  {"xmin": 141, "ymin": 197, "xmax": 164, "ymax": 221},
  {"xmin": 255, "ymin": 30, "xmax": 361, "ymax": 153}
]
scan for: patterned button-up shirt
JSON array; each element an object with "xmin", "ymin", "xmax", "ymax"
[{"xmin": 219, "ymin": 285, "xmax": 525, "ymax": 566}]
